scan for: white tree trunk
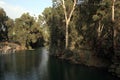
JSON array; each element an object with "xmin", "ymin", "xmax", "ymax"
[
  {"xmin": 112, "ymin": 0, "xmax": 115, "ymax": 22},
  {"xmin": 61, "ymin": 0, "xmax": 76, "ymax": 49}
]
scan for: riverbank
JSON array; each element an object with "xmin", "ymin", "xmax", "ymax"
[
  {"xmin": 0, "ymin": 42, "xmax": 26, "ymax": 54},
  {"xmin": 49, "ymin": 47, "xmax": 120, "ymax": 78},
  {"xmin": 50, "ymin": 48, "xmax": 110, "ymax": 67},
  {"xmin": 52, "ymin": 54, "xmax": 120, "ymax": 79}
]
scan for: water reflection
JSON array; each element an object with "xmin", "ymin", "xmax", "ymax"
[
  {"xmin": 39, "ymin": 48, "xmax": 49, "ymax": 80},
  {"xmin": 0, "ymin": 48, "xmax": 118, "ymax": 80},
  {"xmin": 48, "ymin": 57, "xmax": 116, "ymax": 80},
  {"xmin": 0, "ymin": 48, "xmax": 49, "ymax": 80}
]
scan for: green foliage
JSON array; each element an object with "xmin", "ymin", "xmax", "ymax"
[
  {"xmin": 4, "ymin": 12, "xmax": 46, "ymax": 49},
  {"xmin": 48, "ymin": 0, "xmax": 119, "ymax": 73},
  {"xmin": 0, "ymin": 7, "xmax": 8, "ymax": 41}
]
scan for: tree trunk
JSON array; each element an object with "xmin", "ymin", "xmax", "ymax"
[
  {"xmin": 61, "ymin": 0, "xmax": 76, "ymax": 49},
  {"xmin": 65, "ymin": 22, "xmax": 69, "ymax": 48},
  {"xmin": 112, "ymin": 0, "xmax": 115, "ymax": 54},
  {"xmin": 112, "ymin": 0, "xmax": 115, "ymax": 22}
]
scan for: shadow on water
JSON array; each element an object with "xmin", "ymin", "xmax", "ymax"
[
  {"xmin": 0, "ymin": 47, "xmax": 118, "ymax": 80},
  {"xmin": 48, "ymin": 56, "xmax": 118, "ymax": 80}
]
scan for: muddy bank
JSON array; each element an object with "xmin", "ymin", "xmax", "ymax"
[{"xmin": 0, "ymin": 42, "xmax": 26, "ymax": 54}]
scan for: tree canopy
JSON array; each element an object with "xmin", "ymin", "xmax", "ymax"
[{"xmin": 0, "ymin": 7, "xmax": 8, "ymax": 41}]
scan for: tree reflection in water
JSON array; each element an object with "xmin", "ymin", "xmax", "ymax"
[
  {"xmin": 0, "ymin": 48, "xmax": 118, "ymax": 80},
  {"xmin": 39, "ymin": 48, "xmax": 49, "ymax": 80}
]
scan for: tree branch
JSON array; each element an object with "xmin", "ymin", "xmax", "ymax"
[{"xmin": 67, "ymin": 0, "xmax": 76, "ymax": 24}]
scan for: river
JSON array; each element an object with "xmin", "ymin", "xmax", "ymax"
[{"xmin": 0, "ymin": 47, "xmax": 117, "ymax": 80}]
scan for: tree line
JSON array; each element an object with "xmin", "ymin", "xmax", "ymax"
[
  {"xmin": 0, "ymin": 8, "xmax": 49, "ymax": 49},
  {"xmin": 0, "ymin": 0, "xmax": 120, "ymax": 77},
  {"xmin": 46, "ymin": 0, "xmax": 120, "ymax": 77}
]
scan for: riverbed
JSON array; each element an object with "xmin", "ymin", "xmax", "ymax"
[{"xmin": 0, "ymin": 48, "xmax": 118, "ymax": 80}]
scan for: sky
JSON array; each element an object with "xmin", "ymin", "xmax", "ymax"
[{"xmin": 0, "ymin": 0, "xmax": 52, "ymax": 19}]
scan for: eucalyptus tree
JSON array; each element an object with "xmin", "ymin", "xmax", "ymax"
[
  {"xmin": 61, "ymin": 0, "xmax": 77, "ymax": 49},
  {"xmin": 0, "ymin": 8, "xmax": 8, "ymax": 41}
]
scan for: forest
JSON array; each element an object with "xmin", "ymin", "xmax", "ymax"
[{"xmin": 0, "ymin": 0, "xmax": 120, "ymax": 78}]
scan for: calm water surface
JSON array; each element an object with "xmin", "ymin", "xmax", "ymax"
[{"xmin": 0, "ymin": 48, "xmax": 117, "ymax": 80}]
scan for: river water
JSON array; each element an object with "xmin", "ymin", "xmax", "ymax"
[{"xmin": 0, "ymin": 48, "xmax": 117, "ymax": 80}]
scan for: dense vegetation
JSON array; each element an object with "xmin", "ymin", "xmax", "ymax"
[
  {"xmin": 0, "ymin": 0, "xmax": 120, "ymax": 78},
  {"xmin": 47, "ymin": 0, "xmax": 120, "ymax": 78},
  {"xmin": 0, "ymin": 8, "xmax": 49, "ymax": 49}
]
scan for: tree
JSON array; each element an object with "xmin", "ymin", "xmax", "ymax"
[
  {"xmin": 9, "ymin": 13, "xmax": 44, "ymax": 49},
  {"xmin": 112, "ymin": 0, "xmax": 115, "ymax": 22},
  {"xmin": 0, "ymin": 7, "xmax": 8, "ymax": 41},
  {"xmin": 5, "ymin": 18, "xmax": 14, "ymax": 40},
  {"xmin": 61, "ymin": 0, "xmax": 77, "ymax": 49},
  {"xmin": 112, "ymin": 0, "xmax": 117, "ymax": 51}
]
